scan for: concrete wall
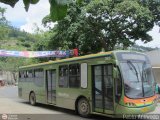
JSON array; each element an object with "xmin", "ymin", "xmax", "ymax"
[
  {"xmin": 152, "ymin": 68, "xmax": 160, "ymax": 83},
  {"xmin": 146, "ymin": 49, "xmax": 160, "ymax": 84},
  {"xmin": 146, "ymin": 49, "xmax": 160, "ymax": 67}
]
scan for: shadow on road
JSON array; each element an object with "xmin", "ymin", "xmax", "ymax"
[{"xmin": 19, "ymin": 101, "xmax": 116, "ymax": 120}]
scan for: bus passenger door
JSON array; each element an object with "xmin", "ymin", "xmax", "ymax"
[
  {"xmin": 92, "ymin": 64, "xmax": 114, "ymax": 114},
  {"xmin": 46, "ymin": 69, "xmax": 56, "ymax": 104}
]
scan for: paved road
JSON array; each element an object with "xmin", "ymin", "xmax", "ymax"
[
  {"xmin": 0, "ymin": 86, "xmax": 110, "ymax": 120},
  {"xmin": 0, "ymin": 86, "xmax": 160, "ymax": 120}
]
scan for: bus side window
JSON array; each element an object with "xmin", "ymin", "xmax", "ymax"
[
  {"xmin": 28, "ymin": 70, "xmax": 33, "ymax": 78},
  {"xmin": 19, "ymin": 71, "xmax": 26, "ymax": 82},
  {"xmin": 35, "ymin": 69, "xmax": 38, "ymax": 78},
  {"xmin": 22, "ymin": 71, "xmax": 25, "ymax": 78},
  {"xmin": 19, "ymin": 71, "xmax": 21, "ymax": 78},
  {"xmin": 69, "ymin": 64, "xmax": 80, "ymax": 88},
  {"xmin": 23, "ymin": 71, "xmax": 26, "ymax": 78},
  {"xmin": 32, "ymin": 70, "xmax": 35, "ymax": 77},
  {"xmin": 34, "ymin": 68, "xmax": 44, "ymax": 86},
  {"xmin": 19, "ymin": 71, "xmax": 23, "ymax": 82},
  {"xmin": 26, "ymin": 71, "xmax": 29, "ymax": 78},
  {"xmin": 59, "ymin": 65, "xmax": 68, "ymax": 88}
]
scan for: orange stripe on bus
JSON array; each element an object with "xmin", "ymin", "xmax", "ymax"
[{"xmin": 124, "ymin": 95, "xmax": 157, "ymax": 106}]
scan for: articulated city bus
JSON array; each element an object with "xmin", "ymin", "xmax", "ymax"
[{"xmin": 18, "ymin": 50, "xmax": 157, "ymax": 117}]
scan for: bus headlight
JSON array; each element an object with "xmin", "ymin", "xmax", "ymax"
[{"xmin": 125, "ymin": 102, "xmax": 136, "ymax": 107}]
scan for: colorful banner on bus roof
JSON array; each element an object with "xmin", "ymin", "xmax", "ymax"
[{"xmin": 0, "ymin": 49, "xmax": 78, "ymax": 58}]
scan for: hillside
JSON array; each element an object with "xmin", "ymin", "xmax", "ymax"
[
  {"xmin": 0, "ymin": 25, "xmax": 36, "ymax": 50},
  {"xmin": 0, "ymin": 24, "xmax": 39, "ymax": 72}
]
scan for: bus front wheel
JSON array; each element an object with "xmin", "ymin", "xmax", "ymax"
[
  {"xmin": 77, "ymin": 98, "xmax": 90, "ymax": 117},
  {"xmin": 29, "ymin": 92, "xmax": 36, "ymax": 106}
]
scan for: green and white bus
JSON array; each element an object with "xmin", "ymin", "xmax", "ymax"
[{"xmin": 18, "ymin": 50, "xmax": 157, "ymax": 117}]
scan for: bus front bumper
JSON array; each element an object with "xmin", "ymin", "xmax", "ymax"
[{"xmin": 115, "ymin": 102, "xmax": 157, "ymax": 115}]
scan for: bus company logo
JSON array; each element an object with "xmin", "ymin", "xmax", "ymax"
[{"xmin": 1, "ymin": 114, "xmax": 8, "ymax": 120}]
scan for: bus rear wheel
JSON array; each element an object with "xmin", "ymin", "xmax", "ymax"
[
  {"xmin": 29, "ymin": 92, "xmax": 36, "ymax": 106},
  {"xmin": 77, "ymin": 98, "xmax": 90, "ymax": 117}
]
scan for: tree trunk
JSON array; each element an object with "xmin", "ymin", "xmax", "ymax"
[
  {"xmin": 12, "ymin": 72, "xmax": 17, "ymax": 83},
  {"xmin": 99, "ymin": 38, "xmax": 109, "ymax": 51}
]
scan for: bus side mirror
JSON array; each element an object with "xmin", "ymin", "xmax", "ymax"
[
  {"xmin": 158, "ymin": 86, "xmax": 160, "ymax": 94},
  {"xmin": 155, "ymin": 84, "xmax": 160, "ymax": 94}
]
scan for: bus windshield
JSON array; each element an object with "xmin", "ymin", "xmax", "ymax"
[
  {"xmin": 120, "ymin": 61, "xmax": 155, "ymax": 99},
  {"xmin": 116, "ymin": 52, "xmax": 155, "ymax": 99}
]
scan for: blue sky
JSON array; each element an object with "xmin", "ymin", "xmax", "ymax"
[
  {"xmin": 9, "ymin": 20, "xmax": 26, "ymax": 28},
  {"xmin": 0, "ymin": 0, "xmax": 160, "ymax": 48}
]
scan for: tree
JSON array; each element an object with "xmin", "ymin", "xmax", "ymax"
[
  {"xmin": 0, "ymin": 7, "xmax": 9, "ymax": 26},
  {"xmin": 0, "ymin": 7, "xmax": 9, "ymax": 40},
  {"xmin": 140, "ymin": 0, "xmax": 160, "ymax": 26},
  {"xmin": 43, "ymin": 2, "xmax": 102, "ymax": 55},
  {"xmin": 0, "ymin": 57, "xmax": 38, "ymax": 83},
  {"xmin": 85, "ymin": 0, "xmax": 156, "ymax": 50},
  {"xmin": 44, "ymin": 1, "xmax": 109, "ymax": 51},
  {"xmin": 0, "ymin": 7, "xmax": 7, "ymax": 24},
  {"xmin": 46, "ymin": 0, "xmax": 160, "ymax": 54}
]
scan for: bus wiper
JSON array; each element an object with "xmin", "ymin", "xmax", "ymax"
[
  {"xmin": 127, "ymin": 60, "xmax": 140, "ymax": 82},
  {"xmin": 141, "ymin": 61, "xmax": 147, "ymax": 97},
  {"xmin": 142, "ymin": 61, "xmax": 147, "ymax": 82}
]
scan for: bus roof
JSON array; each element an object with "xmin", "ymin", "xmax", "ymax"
[
  {"xmin": 19, "ymin": 51, "xmax": 113, "ymax": 69},
  {"xmin": 19, "ymin": 50, "xmax": 145, "ymax": 69}
]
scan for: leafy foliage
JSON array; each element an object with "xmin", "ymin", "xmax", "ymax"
[
  {"xmin": 49, "ymin": 0, "xmax": 67, "ymax": 21},
  {"xmin": 140, "ymin": 0, "xmax": 160, "ymax": 26},
  {"xmin": 46, "ymin": 0, "xmax": 160, "ymax": 54},
  {"xmin": 23, "ymin": 0, "xmax": 39, "ymax": 11},
  {"xmin": 88, "ymin": 0, "xmax": 154, "ymax": 49},
  {"xmin": 0, "ymin": 7, "xmax": 7, "ymax": 24}
]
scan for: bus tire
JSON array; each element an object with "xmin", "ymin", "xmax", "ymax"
[
  {"xmin": 77, "ymin": 98, "xmax": 90, "ymax": 117},
  {"xmin": 29, "ymin": 92, "xmax": 36, "ymax": 106}
]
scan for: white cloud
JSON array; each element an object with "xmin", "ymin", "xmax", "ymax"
[
  {"xmin": 0, "ymin": 0, "xmax": 50, "ymax": 33},
  {"xmin": 136, "ymin": 25, "xmax": 160, "ymax": 48},
  {"xmin": 147, "ymin": 26, "xmax": 160, "ymax": 47}
]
